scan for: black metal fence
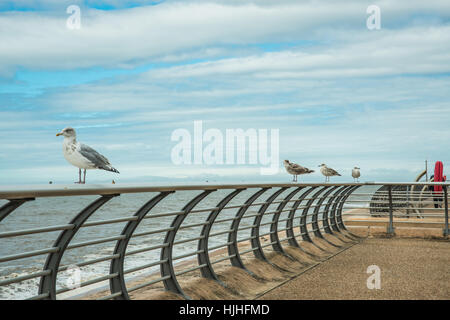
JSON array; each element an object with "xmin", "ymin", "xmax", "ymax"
[{"xmin": 0, "ymin": 182, "xmax": 448, "ymax": 300}]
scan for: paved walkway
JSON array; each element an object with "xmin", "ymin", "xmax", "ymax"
[{"xmin": 257, "ymin": 238, "xmax": 450, "ymax": 300}]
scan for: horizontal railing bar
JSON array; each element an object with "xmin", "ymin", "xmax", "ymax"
[
  {"xmin": 97, "ymin": 291, "xmax": 123, "ymax": 300},
  {"xmin": 143, "ymin": 211, "xmax": 184, "ymax": 219},
  {"xmin": 209, "ymin": 229, "xmax": 234, "ymax": 237},
  {"xmin": 0, "ymin": 247, "xmax": 59, "ymax": 263},
  {"xmin": 208, "ymin": 242, "xmax": 233, "ymax": 251},
  {"xmin": 278, "ymin": 235, "xmax": 294, "ymax": 242},
  {"xmin": 131, "ymin": 227, "xmax": 175, "ymax": 238},
  {"xmin": 260, "ymin": 241, "xmax": 277, "ymax": 249},
  {"xmin": 214, "ymin": 217, "xmax": 238, "ymax": 224},
  {"xmin": 67, "ymin": 235, "xmax": 126, "ymax": 250},
  {"xmin": 126, "ymin": 243, "xmax": 169, "ymax": 256},
  {"xmin": 239, "ymin": 247, "xmax": 258, "ymax": 255},
  {"xmin": 3, "ymin": 182, "xmax": 450, "ymax": 200},
  {"xmin": 343, "ymin": 219, "xmax": 445, "ymax": 225},
  {"xmin": 0, "ymin": 270, "xmax": 51, "ymax": 286},
  {"xmin": 82, "ymin": 216, "xmax": 138, "ymax": 227},
  {"xmin": 123, "ymin": 260, "xmax": 167, "ymax": 275},
  {"xmin": 347, "ymin": 200, "xmax": 447, "ymax": 203},
  {"xmin": 172, "ymin": 250, "xmax": 203, "ymax": 261},
  {"xmin": 237, "ymin": 235, "xmax": 257, "ymax": 242},
  {"xmin": 127, "ymin": 275, "xmax": 171, "ymax": 293},
  {"xmin": 236, "ymin": 225, "xmax": 257, "ymax": 232},
  {"xmin": 26, "ymin": 292, "xmax": 50, "ymax": 300},
  {"xmin": 210, "ymin": 254, "xmax": 236, "ymax": 265},
  {"xmin": 174, "ymin": 264, "xmax": 208, "ymax": 276},
  {"xmin": 173, "ymin": 236, "xmax": 204, "ymax": 245},
  {"xmin": 190, "ymin": 207, "xmax": 220, "ymax": 214},
  {"xmin": 0, "ymin": 224, "xmax": 74, "ymax": 239},
  {"xmin": 56, "ymin": 273, "xmax": 119, "ymax": 295},
  {"xmin": 343, "ymin": 206, "xmax": 446, "ymax": 211},
  {"xmin": 342, "ymin": 213, "xmax": 445, "ymax": 217},
  {"xmin": 178, "ymin": 222, "xmax": 209, "ymax": 230},
  {"xmin": 59, "ymin": 254, "xmax": 120, "ymax": 271}
]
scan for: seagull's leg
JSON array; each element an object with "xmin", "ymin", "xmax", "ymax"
[
  {"xmin": 75, "ymin": 168, "xmax": 82, "ymax": 184},
  {"xmin": 83, "ymin": 169, "xmax": 86, "ymax": 184}
]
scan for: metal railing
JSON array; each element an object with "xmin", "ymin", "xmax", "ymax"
[{"xmin": 0, "ymin": 182, "xmax": 448, "ymax": 300}]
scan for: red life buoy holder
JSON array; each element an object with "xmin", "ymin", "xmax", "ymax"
[{"xmin": 434, "ymin": 161, "xmax": 444, "ymax": 193}]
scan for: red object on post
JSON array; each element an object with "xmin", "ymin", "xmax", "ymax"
[{"xmin": 434, "ymin": 161, "xmax": 444, "ymax": 192}]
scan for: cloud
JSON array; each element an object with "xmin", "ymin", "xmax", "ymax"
[{"xmin": 1, "ymin": 0, "xmax": 450, "ymax": 75}]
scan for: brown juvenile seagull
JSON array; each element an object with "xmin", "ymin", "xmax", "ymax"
[
  {"xmin": 284, "ymin": 160, "xmax": 314, "ymax": 182},
  {"xmin": 319, "ymin": 163, "xmax": 341, "ymax": 182},
  {"xmin": 56, "ymin": 127, "xmax": 119, "ymax": 184}
]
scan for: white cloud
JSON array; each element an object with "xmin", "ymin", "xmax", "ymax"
[{"xmin": 1, "ymin": 0, "xmax": 450, "ymax": 75}]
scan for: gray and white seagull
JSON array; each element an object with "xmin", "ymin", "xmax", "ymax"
[
  {"xmin": 56, "ymin": 127, "xmax": 119, "ymax": 184},
  {"xmin": 319, "ymin": 164, "xmax": 341, "ymax": 182},
  {"xmin": 284, "ymin": 160, "xmax": 314, "ymax": 182},
  {"xmin": 352, "ymin": 166, "xmax": 361, "ymax": 182}
]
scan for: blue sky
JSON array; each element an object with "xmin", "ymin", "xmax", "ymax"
[{"xmin": 1, "ymin": 0, "xmax": 450, "ymax": 184}]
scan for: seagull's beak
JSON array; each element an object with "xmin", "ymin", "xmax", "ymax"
[{"xmin": 56, "ymin": 132, "xmax": 63, "ymax": 136}]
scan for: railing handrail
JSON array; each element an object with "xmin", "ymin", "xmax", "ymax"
[{"xmin": 1, "ymin": 181, "xmax": 450, "ymax": 199}]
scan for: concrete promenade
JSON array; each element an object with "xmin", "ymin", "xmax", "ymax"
[{"xmin": 257, "ymin": 237, "xmax": 449, "ymax": 300}]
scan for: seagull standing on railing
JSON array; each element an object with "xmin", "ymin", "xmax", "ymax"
[
  {"xmin": 352, "ymin": 167, "xmax": 361, "ymax": 182},
  {"xmin": 319, "ymin": 164, "xmax": 341, "ymax": 182},
  {"xmin": 284, "ymin": 160, "xmax": 314, "ymax": 182},
  {"xmin": 56, "ymin": 127, "xmax": 119, "ymax": 184}
]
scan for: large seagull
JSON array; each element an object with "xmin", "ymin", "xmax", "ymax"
[{"xmin": 56, "ymin": 127, "xmax": 119, "ymax": 184}]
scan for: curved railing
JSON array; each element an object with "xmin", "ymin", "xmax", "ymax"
[{"xmin": 0, "ymin": 182, "xmax": 448, "ymax": 300}]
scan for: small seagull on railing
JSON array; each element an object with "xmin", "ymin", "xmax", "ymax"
[
  {"xmin": 319, "ymin": 164, "xmax": 341, "ymax": 182},
  {"xmin": 284, "ymin": 160, "xmax": 314, "ymax": 182},
  {"xmin": 352, "ymin": 166, "xmax": 361, "ymax": 182},
  {"xmin": 56, "ymin": 127, "xmax": 120, "ymax": 184}
]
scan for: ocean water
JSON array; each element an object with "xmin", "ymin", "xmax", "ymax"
[{"xmin": 0, "ymin": 186, "xmax": 376, "ymax": 300}]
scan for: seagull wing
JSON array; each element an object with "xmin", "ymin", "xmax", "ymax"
[
  {"xmin": 79, "ymin": 143, "xmax": 119, "ymax": 173},
  {"xmin": 328, "ymin": 168, "xmax": 341, "ymax": 176},
  {"xmin": 291, "ymin": 163, "xmax": 305, "ymax": 170}
]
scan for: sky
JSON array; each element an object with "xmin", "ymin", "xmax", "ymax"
[{"xmin": 1, "ymin": 0, "xmax": 450, "ymax": 185}]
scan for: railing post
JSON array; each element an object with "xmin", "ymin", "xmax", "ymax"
[
  {"xmin": 387, "ymin": 185, "xmax": 395, "ymax": 235},
  {"xmin": 160, "ymin": 190, "xmax": 214, "ymax": 299},
  {"xmin": 227, "ymin": 188, "xmax": 269, "ymax": 271},
  {"xmin": 110, "ymin": 191, "xmax": 173, "ymax": 300},
  {"xmin": 299, "ymin": 186, "xmax": 329, "ymax": 243},
  {"xmin": 336, "ymin": 186, "xmax": 361, "ymax": 231},
  {"xmin": 444, "ymin": 186, "xmax": 449, "ymax": 237},
  {"xmin": 0, "ymin": 198, "xmax": 34, "ymax": 223},
  {"xmin": 197, "ymin": 188, "xmax": 245, "ymax": 282},
  {"xmin": 270, "ymin": 187, "xmax": 303, "ymax": 254},
  {"xmin": 250, "ymin": 187, "xmax": 288, "ymax": 262},
  {"xmin": 39, "ymin": 194, "xmax": 118, "ymax": 299},
  {"xmin": 286, "ymin": 187, "xmax": 316, "ymax": 248}
]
